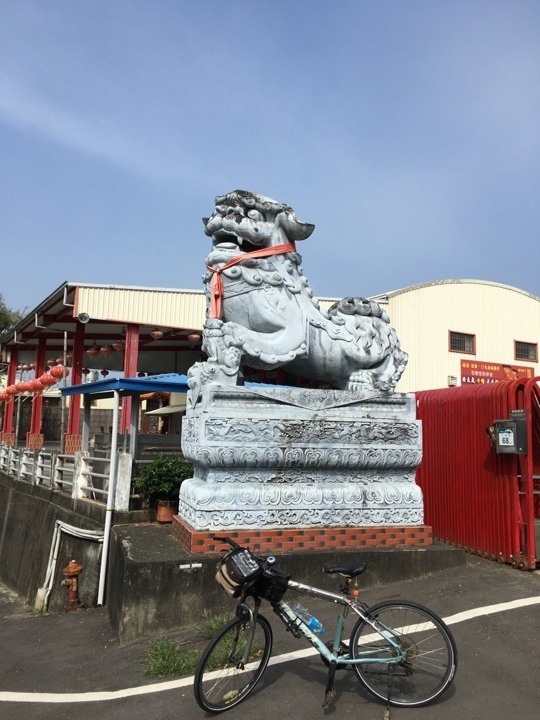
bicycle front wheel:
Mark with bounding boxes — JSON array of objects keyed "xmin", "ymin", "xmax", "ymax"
[
  {"xmin": 194, "ymin": 612, "xmax": 273, "ymax": 713},
  {"xmin": 350, "ymin": 600, "xmax": 457, "ymax": 707}
]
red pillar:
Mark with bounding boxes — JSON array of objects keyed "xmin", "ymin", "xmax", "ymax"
[
  {"xmin": 1, "ymin": 349, "xmax": 18, "ymax": 439},
  {"xmin": 67, "ymin": 321, "xmax": 85, "ymax": 437},
  {"xmin": 29, "ymin": 340, "xmax": 46, "ymax": 436},
  {"xmin": 120, "ymin": 324, "xmax": 139, "ymax": 434}
]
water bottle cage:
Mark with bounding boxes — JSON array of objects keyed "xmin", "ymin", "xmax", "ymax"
[
  {"xmin": 272, "ymin": 605, "xmax": 303, "ymax": 639},
  {"xmin": 291, "ymin": 617, "xmax": 306, "ymax": 638}
]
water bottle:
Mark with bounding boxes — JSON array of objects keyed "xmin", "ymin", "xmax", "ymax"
[{"xmin": 292, "ymin": 603, "xmax": 325, "ymax": 634}]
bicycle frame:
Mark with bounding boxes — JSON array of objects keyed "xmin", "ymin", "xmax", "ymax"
[
  {"xmin": 197, "ymin": 539, "xmax": 457, "ymax": 714},
  {"xmin": 243, "ymin": 578, "xmax": 407, "ymax": 668}
]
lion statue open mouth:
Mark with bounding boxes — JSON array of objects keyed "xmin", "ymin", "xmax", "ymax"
[{"xmin": 189, "ymin": 190, "xmax": 408, "ymax": 393}]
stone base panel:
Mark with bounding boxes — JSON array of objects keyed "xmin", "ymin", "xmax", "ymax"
[
  {"xmin": 179, "ymin": 385, "xmax": 424, "ymax": 532},
  {"xmin": 195, "ymin": 468, "xmax": 418, "ymax": 484},
  {"xmin": 179, "ymin": 478, "xmax": 424, "ymax": 530},
  {"xmin": 182, "ymin": 441, "xmax": 422, "ymax": 470},
  {"xmin": 172, "ymin": 515, "xmax": 433, "ymax": 555}
]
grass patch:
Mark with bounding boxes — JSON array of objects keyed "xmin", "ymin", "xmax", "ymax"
[
  {"xmin": 199, "ymin": 610, "xmax": 231, "ymax": 640},
  {"xmin": 142, "ymin": 611, "xmax": 233, "ymax": 678},
  {"xmin": 143, "ymin": 638, "xmax": 201, "ymax": 677}
]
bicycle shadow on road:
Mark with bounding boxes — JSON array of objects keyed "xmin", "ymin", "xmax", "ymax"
[{"xmin": 254, "ymin": 654, "xmax": 458, "ymax": 718}]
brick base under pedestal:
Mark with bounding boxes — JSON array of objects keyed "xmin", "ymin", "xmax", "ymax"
[{"xmin": 171, "ymin": 516, "xmax": 432, "ymax": 555}]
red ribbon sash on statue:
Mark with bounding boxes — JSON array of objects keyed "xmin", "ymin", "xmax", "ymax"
[{"xmin": 206, "ymin": 242, "xmax": 296, "ymax": 319}]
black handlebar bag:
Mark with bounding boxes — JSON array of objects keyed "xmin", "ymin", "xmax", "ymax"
[{"xmin": 215, "ymin": 548, "xmax": 262, "ymax": 598}]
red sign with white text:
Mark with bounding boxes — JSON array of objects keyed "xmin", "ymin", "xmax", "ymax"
[{"xmin": 460, "ymin": 360, "xmax": 534, "ymax": 385}]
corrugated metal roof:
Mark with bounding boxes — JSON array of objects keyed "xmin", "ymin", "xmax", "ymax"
[{"xmin": 380, "ymin": 279, "xmax": 540, "ymax": 303}]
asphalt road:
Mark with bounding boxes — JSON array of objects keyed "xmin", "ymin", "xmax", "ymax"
[{"xmin": 1, "ymin": 555, "xmax": 539, "ymax": 720}]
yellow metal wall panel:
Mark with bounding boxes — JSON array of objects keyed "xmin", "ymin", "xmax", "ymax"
[
  {"xmin": 75, "ymin": 286, "xmax": 206, "ymax": 329},
  {"xmin": 387, "ymin": 281, "xmax": 540, "ymax": 392}
]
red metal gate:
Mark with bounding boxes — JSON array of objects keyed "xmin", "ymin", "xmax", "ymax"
[{"xmin": 416, "ymin": 378, "xmax": 540, "ymax": 569}]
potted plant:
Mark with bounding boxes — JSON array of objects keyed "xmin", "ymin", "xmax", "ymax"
[{"xmin": 134, "ymin": 454, "xmax": 193, "ymax": 522}]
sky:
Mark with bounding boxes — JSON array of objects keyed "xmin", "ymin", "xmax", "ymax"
[{"xmin": 1, "ymin": 0, "xmax": 540, "ymax": 316}]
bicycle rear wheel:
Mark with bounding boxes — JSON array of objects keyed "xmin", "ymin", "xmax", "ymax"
[
  {"xmin": 350, "ymin": 600, "xmax": 457, "ymax": 707},
  {"xmin": 194, "ymin": 612, "xmax": 273, "ymax": 713}
]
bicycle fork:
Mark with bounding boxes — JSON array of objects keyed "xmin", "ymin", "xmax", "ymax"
[{"xmin": 234, "ymin": 604, "xmax": 259, "ymax": 669}]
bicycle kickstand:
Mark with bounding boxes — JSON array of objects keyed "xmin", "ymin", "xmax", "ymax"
[{"xmin": 322, "ymin": 661, "xmax": 337, "ymax": 709}]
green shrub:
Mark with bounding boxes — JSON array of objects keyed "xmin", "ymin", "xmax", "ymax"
[{"xmin": 133, "ymin": 454, "xmax": 193, "ymax": 504}]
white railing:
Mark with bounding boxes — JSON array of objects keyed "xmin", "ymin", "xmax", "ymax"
[
  {"xmin": 19, "ymin": 449, "xmax": 36, "ymax": 482},
  {"xmin": 76, "ymin": 454, "xmax": 111, "ymax": 500},
  {"xmin": 52, "ymin": 453, "xmax": 76, "ymax": 492},
  {"xmin": 0, "ymin": 443, "xmax": 135, "ymax": 512},
  {"xmin": 0, "ymin": 444, "xmax": 10, "ymax": 472},
  {"xmin": 35, "ymin": 451, "xmax": 54, "ymax": 487},
  {"xmin": 8, "ymin": 447, "xmax": 21, "ymax": 476}
]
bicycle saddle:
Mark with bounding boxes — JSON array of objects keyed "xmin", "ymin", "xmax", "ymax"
[{"xmin": 323, "ymin": 561, "xmax": 368, "ymax": 578}]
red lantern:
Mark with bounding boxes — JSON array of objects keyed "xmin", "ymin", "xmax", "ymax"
[
  {"xmin": 50, "ymin": 364, "xmax": 69, "ymax": 380},
  {"xmin": 149, "ymin": 329, "xmax": 164, "ymax": 340},
  {"xmin": 100, "ymin": 369, "xmax": 109, "ymax": 377},
  {"xmin": 112, "ymin": 340, "xmax": 125, "ymax": 351},
  {"xmin": 56, "ymin": 357, "xmax": 64, "ymax": 365},
  {"xmin": 16, "ymin": 381, "xmax": 32, "ymax": 392},
  {"xmin": 32, "ymin": 379, "xmax": 44, "ymax": 393},
  {"xmin": 47, "ymin": 359, "xmax": 56, "ymax": 367},
  {"xmin": 39, "ymin": 373, "xmax": 57, "ymax": 387},
  {"xmin": 6, "ymin": 385, "xmax": 18, "ymax": 395},
  {"xmin": 82, "ymin": 368, "xmax": 90, "ymax": 375},
  {"xmin": 187, "ymin": 333, "xmax": 202, "ymax": 342},
  {"xmin": 86, "ymin": 345, "xmax": 100, "ymax": 357},
  {"xmin": 100, "ymin": 345, "xmax": 113, "ymax": 357},
  {"xmin": 0, "ymin": 392, "xmax": 8, "ymax": 402}
]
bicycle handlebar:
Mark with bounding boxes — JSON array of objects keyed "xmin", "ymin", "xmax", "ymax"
[
  {"xmin": 213, "ymin": 535, "xmax": 242, "ymax": 550},
  {"xmin": 212, "ymin": 536, "xmax": 276, "ymax": 569}
]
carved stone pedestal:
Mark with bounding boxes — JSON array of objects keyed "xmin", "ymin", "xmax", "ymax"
[{"xmin": 179, "ymin": 384, "xmax": 423, "ymax": 532}]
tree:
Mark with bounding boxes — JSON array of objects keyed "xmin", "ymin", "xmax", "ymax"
[{"xmin": 0, "ymin": 293, "xmax": 25, "ymax": 332}]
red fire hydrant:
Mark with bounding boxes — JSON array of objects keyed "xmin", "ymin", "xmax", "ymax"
[{"xmin": 61, "ymin": 560, "xmax": 84, "ymax": 611}]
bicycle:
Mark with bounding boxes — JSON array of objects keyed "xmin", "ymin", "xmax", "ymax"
[{"xmin": 194, "ymin": 536, "xmax": 457, "ymax": 713}]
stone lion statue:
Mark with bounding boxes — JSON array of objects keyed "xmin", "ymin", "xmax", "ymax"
[{"xmin": 188, "ymin": 190, "xmax": 408, "ymax": 393}]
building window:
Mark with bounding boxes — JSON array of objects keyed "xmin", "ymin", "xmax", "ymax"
[
  {"xmin": 449, "ymin": 331, "xmax": 475, "ymax": 354},
  {"xmin": 515, "ymin": 341, "xmax": 537, "ymax": 362}
]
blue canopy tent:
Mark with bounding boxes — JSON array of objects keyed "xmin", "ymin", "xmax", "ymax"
[
  {"xmin": 60, "ymin": 372, "xmax": 190, "ymax": 399},
  {"xmin": 61, "ymin": 372, "xmax": 190, "ymax": 455}
]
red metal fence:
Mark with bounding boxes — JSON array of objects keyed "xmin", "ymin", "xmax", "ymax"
[{"xmin": 416, "ymin": 379, "xmax": 539, "ymax": 569}]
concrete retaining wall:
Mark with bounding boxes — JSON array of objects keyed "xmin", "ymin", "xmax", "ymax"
[
  {"xmin": 108, "ymin": 523, "xmax": 466, "ymax": 642},
  {"xmin": 0, "ymin": 472, "xmax": 147, "ymax": 613},
  {"xmin": 1, "ymin": 471, "xmax": 466, "ymax": 642}
]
